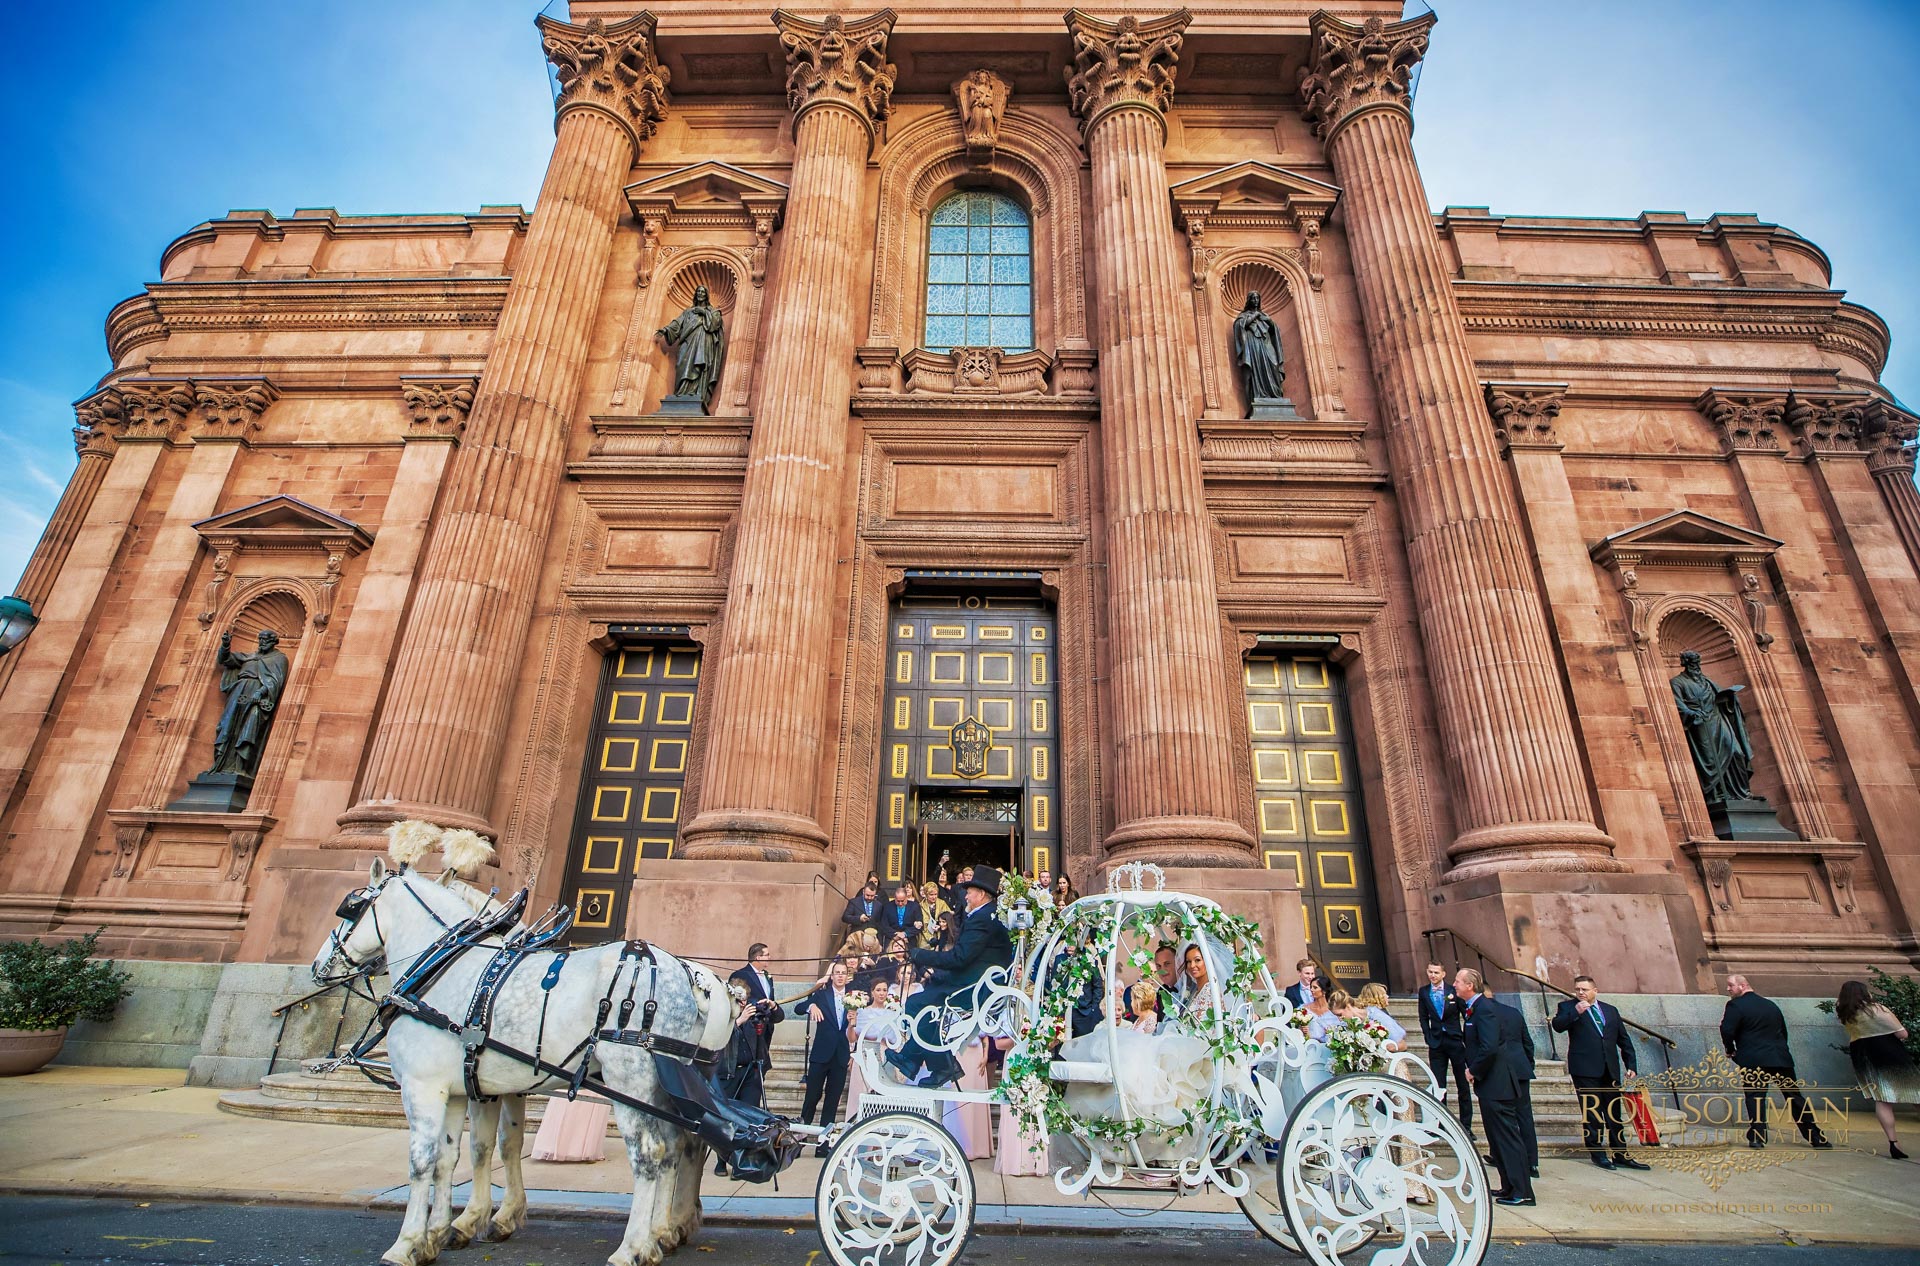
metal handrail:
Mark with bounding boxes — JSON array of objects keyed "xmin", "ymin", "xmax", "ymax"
[{"xmin": 1422, "ymin": 927, "xmax": 1680, "ymax": 1050}]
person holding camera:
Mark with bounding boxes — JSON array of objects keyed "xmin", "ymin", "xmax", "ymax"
[{"xmin": 724, "ymin": 943, "xmax": 784, "ymax": 1109}]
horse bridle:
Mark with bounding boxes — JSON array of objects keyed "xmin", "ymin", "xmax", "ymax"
[{"xmin": 319, "ymin": 870, "xmax": 484, "ymax": 985}]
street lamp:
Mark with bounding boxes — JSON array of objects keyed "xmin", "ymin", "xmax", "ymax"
[{"xmin": 0, "ymin": 595, "xmax": 37, "ymax": 656}]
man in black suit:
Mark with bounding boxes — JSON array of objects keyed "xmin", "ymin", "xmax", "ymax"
[
  {"xmin": 1458, "ymin": 967, "xmax": 1535, "ymax": 1205},
  {"xmin": 1417, "ymin": 960, "xmax": 1473, "ymax": 1137},
  {"xmin": 800, "ymin": 958, "xmax": 854, "ymax": 1155},
  {"xmin": 1283, "ymin": 958, "xmax": 1318, "ymax": 1009},
  {"xmin": 1552, "ymin": 973, "xmax": 1652, "ymax": 1171},
  {"xmin": 840, "ymin": 879, "xmax": 882, "ymax": 938},
  {"xmin": 880, "ymin": 884, "xmax": 924, "ymax": 943},
  {"xmin": 883, "ymin": 865, "xmax": 1015, "ymax": 1087},
  {"xmin": 723, "ymin": 942, "xmax": 783, "ymax": 1107},
  {"xmin": 1721, "ymin": 974, "xmax": 1831, "ymax": 1150}
]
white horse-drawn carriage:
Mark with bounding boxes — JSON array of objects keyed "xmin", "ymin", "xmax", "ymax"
[{"xmin": 312, "ymin": 829, "xmax": 1488, "ymax": 1266}]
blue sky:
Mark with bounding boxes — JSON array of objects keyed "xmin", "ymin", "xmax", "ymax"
[{"xmin": 2, "ymin": 1, "xmax": 1916, "ymax": 590}]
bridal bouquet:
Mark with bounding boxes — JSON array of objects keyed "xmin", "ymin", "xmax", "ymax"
[
  {"xmin": 1325, "ymin": 1015, "xmax": 1394, "ymax": 1074},
  {"xmin": 842, "ymin": 990, "xmax": 870, "ymax": 1015}
]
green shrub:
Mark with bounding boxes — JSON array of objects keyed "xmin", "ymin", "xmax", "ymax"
[
  {"xmin": 0, "ymin": 930, "xmax": 133, "ymax": 1031},
  {"xmin": 1816, "ymin": 966, "xmax": 1920, "ymax": 1059}
]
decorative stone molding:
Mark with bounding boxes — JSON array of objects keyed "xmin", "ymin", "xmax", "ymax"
[
  {"xmin": 1063, "ymin": 8, "xmax": 1190, "ymax": 137},
  {"xmin": 1483, "ymin": 381, "xmax": 1567, "ymax": 453},
  {"xmin": 1198, "ymin": 416, "xmax": 1376, "ymax": 483},
  {"xmin": 400, "ymin": 375, "xmax": 477, "ymax": 440},
  {"xmin": 774, "ymin": 8, "xmax": 896, "ymax": 143},
  {"xmin": 190, "ymin": 496, "xmax": 372, "ymax": 632},
  {"xmin": 953, "ymin": 69, "xmax": 1011, "ymax": 165},
  {"xmin": 191, "ymin": 377, "xmax": 278, "ymax": 442},
  {"xmin": 1783, "ymin": 390, "xmax": 1869, "ymax": 459},
  {"xmin": 1299, "ymin": 214, "xmax": 1325, "ymax": 291},
  {"xmin": 117, "ymin": 378, "xmax": 196, "ymax": 443},
  {"xmin": 72, "ymin": 387, "xmax": 125, "ymax": 456},
  {"xmin": 104, "ymin": 808, "xmax": 276, "ymax": 890},
  {"xmin": 1053, "ymin": 349, "xmax": 1099, "ymax": 397},
  {"xmin": 1591, "ymin": 508, "xmax": 1783, "ymax": 647},
  {"xmin": 1740, "ymin": 572, "xmax": 1775, "ymax": 649},
  {"xmin": 1697, "ymin": 389, "xmax": 1786, "ymax": 455},
  {"xmin": 1298, "ymin": 12, "xmax": 1434, "ymax": 144},
  {"xmin": 537, "ymin": 12, "xmax": 670, "ymax": 161},
  {"xmin": 1682, "ymin": 839, "xmax": 1867, "ymax": 932},
  {"xmin": 1860, "ymin": 399, "xmax": 1918, "ymax": 477},
  {"xmin": 901, "ymin": 346, "xmax": 1051, "ymax": 396}
]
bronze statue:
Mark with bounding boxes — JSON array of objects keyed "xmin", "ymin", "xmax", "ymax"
[
  {"xmin": 208, "ymin": 629, "xmax": 289, "ymax": 778},
  {"xmin": 1231, "ymin": 291, "xmax": 1287, "ymax": 415},
  {"xmin": 656, "ymin": 285, "xmax": 725, "ymax": 413},
  {"xmin": 1670, "ymin": 649, "xmax": 1753, "ymax": 804}
]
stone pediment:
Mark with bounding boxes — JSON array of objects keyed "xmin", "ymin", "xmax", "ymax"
[
  {"xmin": 1170, "ymin": 161, "xmax": 1340, "ymax": 230},
  {"xmin": 193, "ymin": 495, "xmax": 373, "ymax": 555},
  {"xmin": 1589, "ymin": 510, "xmax": 1781, "ymax": 571},
  {"xmin": 624, "ymin": 162, "xmax": 788, "ymax": 230}
]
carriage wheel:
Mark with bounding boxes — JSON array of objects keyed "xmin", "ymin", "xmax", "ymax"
[
  {"xmin": 1277, "ymin": 1073, "xmax": 1490, "ymax": 1266},
  {"xmin": 815, "ymin": 1110, "xmax": 975, "ymax": 1266},
  {"xmin": 1239, "ymin": 1141, "xmax": 1379, "ymax": 1255}
]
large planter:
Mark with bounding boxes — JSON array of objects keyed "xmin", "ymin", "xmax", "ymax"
[{"xmin": 0, "ymin": 1026, "xmax": 68, "ymax": 1076}]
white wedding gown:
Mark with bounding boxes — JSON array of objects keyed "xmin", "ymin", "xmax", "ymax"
[{"xmin": 1058, "ymin": 1020, "xmax": 1227, "ymax": 1165}]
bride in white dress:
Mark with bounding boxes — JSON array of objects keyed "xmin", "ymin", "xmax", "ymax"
[{"xmin": 1058, "ymin": 979, "xmax": 1235, "ymax": 1165}]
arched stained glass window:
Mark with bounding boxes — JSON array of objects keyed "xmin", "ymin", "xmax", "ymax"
[{"xmin": 924, "ymin": 191, "xmax": 1033, "ymax": 352}]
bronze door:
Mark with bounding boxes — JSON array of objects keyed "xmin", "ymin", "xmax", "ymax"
[
  {"xmin": 1243, "ymin": 651, "xmax": 1384, "ymax": 985},
  {"xmin": 560, "ymin": 640, "xmax": 701, "ymax": 942},
  {"xmin": 876, "ymin": 596, "xmax": 1058, "ymax": 885}
]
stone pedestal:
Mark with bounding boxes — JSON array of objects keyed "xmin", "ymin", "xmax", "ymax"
[
  {"xmin": 1708, "ymin": 797, "xmax": 1798, "ymax": 842},
  {"xmin": 631, "ymin": 858, "xmax": 840, "ymax": 972},
  {"xmin": 1158, "ymin": 866, "xmax": 1304, "ymax": 978},
  {"xmin": 167, "ymin": 771, "xmax": 254, "ymax": 814},
  {"xmin": 654, "ymin": 394, "xmax": 708, "ymax": 417},
  {"xmin": 1247, "ymin": 396, "xmax": 1301, "ymax": 421}
]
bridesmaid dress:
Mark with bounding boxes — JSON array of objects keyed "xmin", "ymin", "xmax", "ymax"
[
  {"xmin": 941, "ymin": 1040, "xmax": 994, "ymax": 1161},
  {"xmin": 530, "ymin": 1093, "xmax": 610, "ymax": 1162}
]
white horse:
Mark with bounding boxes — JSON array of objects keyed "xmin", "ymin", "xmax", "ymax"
[{"xmin": 313, "ymin": 860, "xmax": 732, "ymax": 1266}]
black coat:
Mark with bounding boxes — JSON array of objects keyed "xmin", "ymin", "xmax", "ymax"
[
  {"xmin": 1284, "ymin": 981, "xmax": 1310, "ymax": 1010},
  {"xmin": 726, "ymin": 964, "xmax": 784, "ymax": 1068},
  {"xmin": 840, "ymin": 894, "xmax": 881, "ymax": 933},
  {"xmin": 803, "ymin": 985, "xmax": 852, "ymax": 1069},
  {"xmin": 1417, "ymin": 981, "xmax": 1465, "ymax": 1047},
  {"xmin": 1721, "ymin": 990, "xmax": 1796, "ymax": 1069},
  {"xmin": 880, "ymin": 901, "xmax": 923, "ymax": 942},
  {"xmin": 909, "ymin": 900, "xmax": 1014, "ymax": 993},
  {"xmin": 1552, "ymin": 998, "xmax": 1638, "ymax": 1082},
  {"xmin": 1463, "ymin": 995, "xmax": 1534, "ymax": 1102}
]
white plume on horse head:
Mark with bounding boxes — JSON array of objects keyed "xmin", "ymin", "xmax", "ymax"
[
  {"xmin": 385, "ymin": 818, "xmax": 440, "ymax": 869},
  {"xmin": 438, "ymin": 828, "xmax": 496, "ymax": 878}
]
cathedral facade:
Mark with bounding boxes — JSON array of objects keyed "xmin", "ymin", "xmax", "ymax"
[{"xmin": 3, "ymin": 3, "xmax": 1918, "ymax": 995}]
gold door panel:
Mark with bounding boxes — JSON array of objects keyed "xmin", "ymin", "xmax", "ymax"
[
  {"xmin": 1244, "ymin": 651, "xmax": 1385, "ymax": 984},
  {"xmin": 561, "ymin": 639, "xmax": 701, "ymax": 942}
]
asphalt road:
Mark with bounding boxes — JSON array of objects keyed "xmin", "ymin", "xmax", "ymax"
[{"xmin": 2, "ymin": 1197, "xmax": 1912, "ymax": 1266}]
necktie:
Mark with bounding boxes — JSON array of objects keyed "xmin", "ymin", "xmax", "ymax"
[{"xmin": 1592, "ymin": 1002, "xmax": 1605, "ymax": 1035}]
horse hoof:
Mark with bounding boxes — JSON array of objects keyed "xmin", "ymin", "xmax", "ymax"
[{"xmin": 444, "ymin": 1225, "xmax": 475, "ymax": 1251}]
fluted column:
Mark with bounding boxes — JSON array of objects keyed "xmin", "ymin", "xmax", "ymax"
[
  {"xmin": 332, "ymin": 14, "xmax": 669, "ymax": 844},
  {"xmin": 1301, "ymin": 13, "xmax": 1619, "ymax": 880},
  {"xmin": 1065, "ymin": 9, "xmax": 1255, "ymax": 867},
  {"xmin": 1864, "ymin": 401, "xmax": 1920, "ymax": 571},
  {"xmin": 679, "ymin": 10, "xmax": 898, "ymax": 861}
]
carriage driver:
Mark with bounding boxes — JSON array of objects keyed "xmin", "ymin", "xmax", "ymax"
[{"xmin": 879, "ymin": 865, "xmax": 1014, "ymax": 1088}]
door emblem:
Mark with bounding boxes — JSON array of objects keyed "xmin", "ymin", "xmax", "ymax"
[{"xmin": 949, "ymin": 715, "xmax": 994, "ymax": 778}]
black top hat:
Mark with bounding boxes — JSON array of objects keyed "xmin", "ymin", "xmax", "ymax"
[{"xmin": 958, "ymin": 865, "xmax": 1002, "ymax": 900}]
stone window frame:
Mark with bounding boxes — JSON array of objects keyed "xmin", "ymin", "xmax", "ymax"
[{"xmin": 866, "ymin": 107, "xmax": 1089, "ymax": 369}]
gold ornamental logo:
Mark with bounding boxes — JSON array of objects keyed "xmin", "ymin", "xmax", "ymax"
[
  {"xmin": 948, "ymin": 716, "xmax": 994, "ymax": 778},
  {"xmin": 1635, "ymin": 1048, "xmax": 1855, "ymax": 1191}
]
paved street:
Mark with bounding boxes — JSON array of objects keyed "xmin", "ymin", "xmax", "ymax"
[{"xmin": 4, "ymin": 1198, "xmax": 1918, "ymax": 1266}]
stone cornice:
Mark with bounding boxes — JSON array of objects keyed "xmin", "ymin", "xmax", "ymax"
[
  {"xmin": 1298, "ymin": 11, "xmax": 1433, "ymax": 145},
  {"xmin": 537, "ymin": 11, "xmax": 671, "ymax": 161},
  {"xmin": 1063, "ymin": 8, "xmax": 1190, "ymax": 138},
  {"xmin": 1482, "ymin": 381, "xmax": 1567, "ymax": 454},
  {"xmin": 106, "ymin": 277, "xmax": 513, "ymax": 364},
  {"xmin": 774, "ymin": 8, "xmax": 897, "ymax": 143}
]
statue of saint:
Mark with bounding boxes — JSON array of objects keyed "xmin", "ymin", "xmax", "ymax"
[
  {"xmin": 1669, "ymin": 650, "xmax": 1753, "ymax": 804},
  {"xmin": 208, "ymin": 629, "xmax": 290, "ymax": 779},
  {"xmin": 656, "ymin": 285, "xmax": 725, "ymax": 413},
  {"xmin": 1230, "ymin": 291, "xmax": 1287, "ymax": 415}
]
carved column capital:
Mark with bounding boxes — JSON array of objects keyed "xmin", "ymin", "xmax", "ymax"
[
  {"xmin": 192, "ymin": 376, "xmax": 278, "ymax": 442},
  {"xmin": 774, "ymin": 8, "xmax": 897, "ymax": 144},
  {"xmin": 537, "ymin": 11, "xmax": 670, "ymax": 162},
  {"xmin": 117, "ymin": 378, "xmax": 197, "ymax": 443},
  {"xmin": 1784, "ymin": 391, "xmax": 1867, "ymax": 460},
  {"xmin": 400, "ymin": 374, "xmax": 478, "ymax": 441},
  {"xmin": 72, "ymin": 387, "xmax": 125, "ymax": 457},
  {"xmin": 1697, "ymin": 389, "xmax": 1787, "ymax": 456},
  {"xmin": 1298, "ymin": 12, "xmax": 1434, "ymax": 145},
  {"xmin": 1063, "ymin": 8, "xmax": 1190, "ymax": 139},
  {"xmin": 1484, "ymin": 381, "xmax": 1567, "ymax": 453},
  {"xmin": 1861, "ymin": 399, "xmax": 1919, "ymax": 477}
]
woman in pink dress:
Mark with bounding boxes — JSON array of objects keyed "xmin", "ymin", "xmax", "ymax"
[
  {"xmin": 992, "ymin": 1034, "xmax": 1049, "ymax": 1175},
  {"xmin": 942, "ymin": 1039, "xmax": 993, "ymax": 1161},
  {"xmin": 530, "ymin": 1092, "xmax": 609, "ymax": 1162}
]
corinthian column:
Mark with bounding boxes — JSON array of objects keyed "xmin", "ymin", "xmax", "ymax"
[
  {"xmin": 678, "ymin": 10, "xmax": 897, "ymax": 862},
  {"xmin": 1064, "ymin": 9, "xmax": 1255, "ymax": 868},
  {"xmin": 1863, "ymin": 400, "xmax": 1920, "ymax": 571},
  {"xmin": 1301, "ymin": 14, "xmax": 1619, "ymax": 879},
  {"xmin": 332, "ymin": 14, "xmax": 668, "ymax": 845}
]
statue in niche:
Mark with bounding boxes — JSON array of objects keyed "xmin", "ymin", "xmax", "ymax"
[
  {"xmin": 656, "ymin": 285, "xmax": 725, "ymax": 414},
  {"xmin": 954, "ymin": 69, "xmax": 1011, "ymax": 161},
  {"xmin": 208, "ymin": 629, "xmax": 290, "ymax": 779},
  {"xmin": 1231, "ymin": 291, "xmax": 1297, "ymax": 419},
  {"xmin": 1669, "ymin": 649, "xmax": 1753, "ymax": 804}
]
